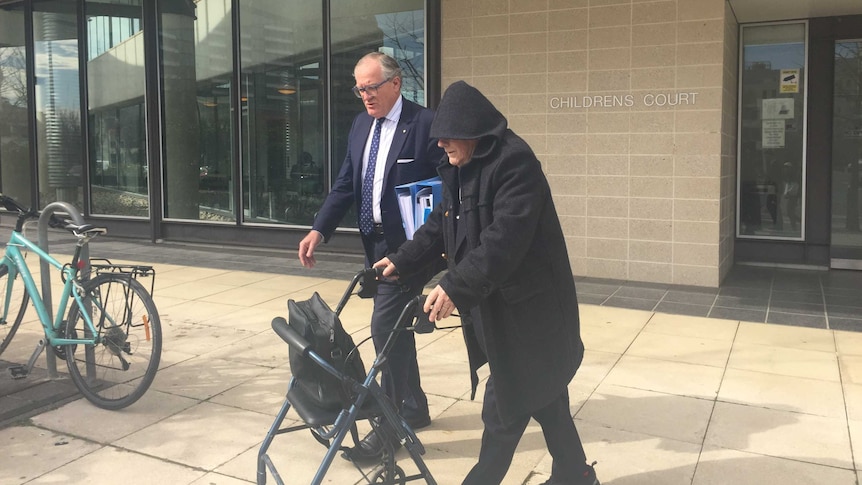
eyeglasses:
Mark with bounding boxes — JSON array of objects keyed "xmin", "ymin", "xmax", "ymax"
[{"xmin": 352, "ymin": 77, "xmax": 393, "ymax": 98}]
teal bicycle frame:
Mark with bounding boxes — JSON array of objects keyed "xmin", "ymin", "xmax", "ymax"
[{"xmin": 3, "ymin": 229, "xmax": 101, "ymax": 347}]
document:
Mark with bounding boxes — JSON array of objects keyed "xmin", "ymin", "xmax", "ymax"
[
  {"xmin": 395, "ymin": 176, "xmax": 443, "ymax": 240},
  {"xmin": 398, "ymin": 190, "xmax": 415, "ymax": 238},
  {"xmin": 415, "ymin": 187, "xmax": 433, "ymax": 230}
]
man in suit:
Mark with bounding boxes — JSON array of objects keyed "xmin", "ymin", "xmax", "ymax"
[{"xmin": 297, "ymin": 52, "xmax": 443, "ymax": 459}]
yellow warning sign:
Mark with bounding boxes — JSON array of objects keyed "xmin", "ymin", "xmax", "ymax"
[{"xmin": 780, "ymin": 69, "xmax": 799, "ymax": 93}]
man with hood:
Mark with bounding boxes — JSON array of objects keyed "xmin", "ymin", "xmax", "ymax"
[{"xmin": 374, "ymin": 80, "xmax": 599, "ymax": 485}]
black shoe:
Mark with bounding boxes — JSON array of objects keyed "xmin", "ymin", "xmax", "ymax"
[
  {"xmin": 404, "ymin": 414, "xmax": 431, "ymax": 430},
  {"xmin": 540, "ymin": 461, "xmax": 600, "ymax": 485},
  {"xmin": 342, "ymin": 429, "xmax": 391, "ymax": 464}
]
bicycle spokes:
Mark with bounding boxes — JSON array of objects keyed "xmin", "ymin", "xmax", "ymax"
[{"xmin": 64, "ymin": 273, "xmax": 161, "ymax": 410}]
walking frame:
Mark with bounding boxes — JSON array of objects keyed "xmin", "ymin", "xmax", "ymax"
[{"xmin": 257, "ymin": 268, "xmax": 437, "ymax": 485}]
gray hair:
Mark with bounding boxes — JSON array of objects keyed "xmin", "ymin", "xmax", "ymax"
[{"xmin": 355, "ymin": 52, "xmax": 403, "ymax": 81}]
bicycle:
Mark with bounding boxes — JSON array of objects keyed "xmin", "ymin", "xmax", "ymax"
[{"xmin": 0, "ymin": 194, "xmax": 161, "ymax": 410}]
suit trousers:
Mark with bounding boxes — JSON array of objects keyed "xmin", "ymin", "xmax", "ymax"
[
  {"xmin": 462, "ymin": 375, "xmax": 587, "ymax": 485},
  {"xmin": 364, "ymin": 234, "xmax": 429, "ymax": 422}
]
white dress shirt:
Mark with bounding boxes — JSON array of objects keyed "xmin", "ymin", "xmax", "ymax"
[{"xmin": 361, "ymin": 96, "xmax": 402, "ymax": 224}]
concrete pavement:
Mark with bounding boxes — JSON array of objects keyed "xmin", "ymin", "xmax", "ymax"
[{"xmin": 1, "ymin": 249, "xmax": 862, "ymax": 484}]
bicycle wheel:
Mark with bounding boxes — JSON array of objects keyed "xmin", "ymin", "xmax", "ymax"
[
  {"xmin": 64, "ymin": 273, "xmax": 161, "ymax": 410},
  {"xmin": 0, "ymin": 263, "xmax": 30, "ymax": 357}
]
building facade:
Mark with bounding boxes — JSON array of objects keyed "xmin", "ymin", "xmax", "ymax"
[{"xmin": 1, "ymin": 0, "xmax": 861, "ymax": 287}]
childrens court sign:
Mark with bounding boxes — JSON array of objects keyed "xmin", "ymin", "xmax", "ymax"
[{"xmin": 549, "ymin": 91, "xmax": 699, "ymax": 109}]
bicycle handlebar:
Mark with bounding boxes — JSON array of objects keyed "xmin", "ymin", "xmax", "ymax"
[
  {"xmin": 1, "ymin": 193, "xmax": 40, "ymax": 232},
  {"xmin": 0, "ymin": 193, "xmax": 29, "ymax": 214},
  {"xmin": 0, "ymin": 193, "xmax": 81, "ymax": 233}
]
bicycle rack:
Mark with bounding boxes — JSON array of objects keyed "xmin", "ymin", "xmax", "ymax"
[
  {"xmin": 36, "ymin": 202, "xmax": 90, "ymax": 379},
  {"xmin": 89, "ymin": 258, "xmax": 156, "ymax": 296}
]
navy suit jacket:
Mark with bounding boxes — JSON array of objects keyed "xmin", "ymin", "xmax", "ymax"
[{"xmin": 313, "ymin": 97, "xmax": 443, "ymax": 262}]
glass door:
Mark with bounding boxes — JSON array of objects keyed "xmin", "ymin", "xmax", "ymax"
[
  {"xmin": 738, "ymin": 22, "xmax": 807, "ymax": 239},
  {"xmin": 830, "ymin": 39, "xmax": 862, "ymax": 269}
]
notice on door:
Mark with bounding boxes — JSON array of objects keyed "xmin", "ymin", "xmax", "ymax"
[
  {"xmin": 780, "ymin": 69, "xmax": 800, "ymax": 93},
  {"xmin": 762, "ymin": 98, "xmax": 794, "ymax": 120},
  {"xmin": 762, "ymin": 119, "xmax": 786, "ymax": 148}
]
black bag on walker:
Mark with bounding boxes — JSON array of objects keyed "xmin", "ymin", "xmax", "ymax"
[{"xmin": 287, "ymin": 292, "xmax": 367, "ymax": 411}]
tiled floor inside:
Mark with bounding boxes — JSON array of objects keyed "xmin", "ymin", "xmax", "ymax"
[{"xmin": 577, "ymin": 265, "xmax": 862, "ymax": 331}]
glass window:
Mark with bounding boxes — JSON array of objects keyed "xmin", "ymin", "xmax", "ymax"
[
  {"xmin": 0, "ymin": 6, "xmax": 32, "ymax": 205},
  {"xmin": 239, "ymin": 0, "xmax": 324, "ymax": 225},
  {"xmin": 329, "ymin": 2, "xmax": 426, "ymax": 229},
  {"xmin": 738, "ymin": 23, "xmax": 807, "ymax": 239},
  {"xmin": 830, "ymin": 40, "xmax": 862, "ymax": 258},
  {"xmin": 34, "ymin": 1, "xmax": 84, "ymax": 210},
  {"xmin": 155, "ymin": 0, "xmax": 429, "ymax": 227},
  {"xmin": 160, "ymin": 0, "xmax": 234, "ymax": 221},
  {"xmin": 86, "ymin": 0, "xmax": 148, "ymax": 216}
]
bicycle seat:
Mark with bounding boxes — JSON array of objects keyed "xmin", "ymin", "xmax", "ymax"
[{"xmin": 68, "ymin": 224, "xmax": 108, "ymax": 238}]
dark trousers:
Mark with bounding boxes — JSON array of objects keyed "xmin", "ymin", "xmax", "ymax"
[
  {"xmin": 461, "ymin": 376, "xmax": 587, "ymax": 485},
  {"xmin": 364, "ymin": 234, "xmax": 429, "ymax": 421}
]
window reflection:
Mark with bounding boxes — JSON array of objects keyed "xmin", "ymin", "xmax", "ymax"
[
  {"xmin": 239, "ymin": 0, "xmax": 324, "ymax": 225},
  {"xmin": 87, "ymin": 0, "xmax": 147, "ymax": 216},
  {"xmin": 329, "ymin": 3, "xmax": 426, "ymax": 228},
  {"xmin": 831, "ymin": 41, "xmax": 862, "ymax": 251},
  {"xmin": 161, "ymin": 0, "xmax": 234, "ymax": 221},
  {"xmin": 197, "ymin": 80, "xmax": 232, "ymax": 214},
  {"xmin": 5, "ymin": 0, "xmax": 430, "ymax": 230},
  {"xmin": 34, "ymin": 2, "xmax": 83, "ymax": 209},
  {"xmin": 237, "ymin": 2, "xmax": 425, "ymax": 227},
  {"xmin": 738, "ymin": 23, "xmax": 806, "ymax": 239},
  {"xmin": 0, "ymin": 6, "xmax": 32, "ymax": 205}
]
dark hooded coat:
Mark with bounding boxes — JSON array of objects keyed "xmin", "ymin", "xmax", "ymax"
[{"xmin": 388, "ymin": 81, "xmax": 584, "ymax": 424}]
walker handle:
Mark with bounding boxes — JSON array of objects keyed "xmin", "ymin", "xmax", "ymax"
[
  {"xmin": 271, "ymin": 317, "xmax": 310, "ymax": 354},
  {"xmin": 413, "ymin": 295, "xmax": 437, "ymax": 334}
]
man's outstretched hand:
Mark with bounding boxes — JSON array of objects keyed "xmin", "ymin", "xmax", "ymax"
[{"xmin": 298, "ymin": 230, "xmax": 323, "ymax": 268}]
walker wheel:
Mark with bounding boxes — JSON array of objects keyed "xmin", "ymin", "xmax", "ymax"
[{"xmin": 370, "ymin": 464, "xmax": 405, "ymax": 484}]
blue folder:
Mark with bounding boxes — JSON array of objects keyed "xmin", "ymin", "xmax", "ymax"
[{"xmin": 395, "ymin": 176, "xmax": 443, "ymax": 239}]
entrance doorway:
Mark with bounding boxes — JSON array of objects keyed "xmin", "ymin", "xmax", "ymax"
[
  {"xmin": 736, "ymin": 17, "xmax": 862, "ymax": 268},
  {"xmin": 830, "ymin": 39, "xmax": 862, "ymax": 269}
]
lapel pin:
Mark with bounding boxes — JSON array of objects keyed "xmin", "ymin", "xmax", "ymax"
[{"xmin": 402, "ymin": 129, "xmax": 407, "ymax": 133}]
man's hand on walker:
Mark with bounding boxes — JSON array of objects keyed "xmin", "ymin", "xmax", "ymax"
[
  {"xmin": 425, "ymin": 285, "xmax": 455, "ymax": 322},
  {"xmin": 373, "ymin": 257, "xmax": 400, "ymax": 279}
]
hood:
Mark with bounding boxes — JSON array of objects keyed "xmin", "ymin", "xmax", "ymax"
[{"xmin": 430, "ymin": 81, "xmax": 508, "ymax": 160}]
